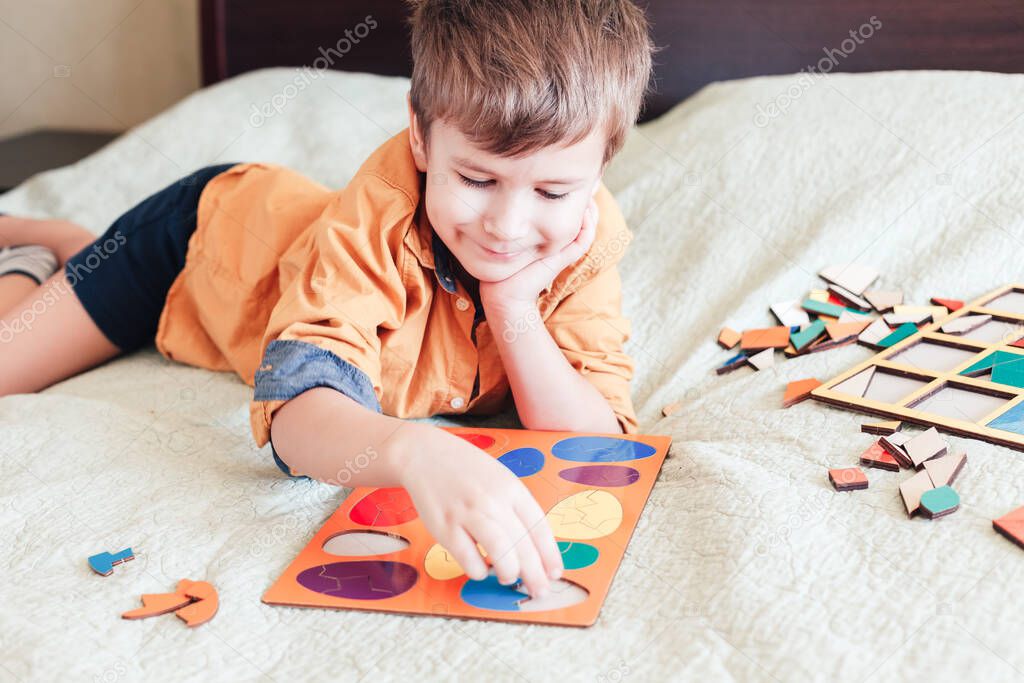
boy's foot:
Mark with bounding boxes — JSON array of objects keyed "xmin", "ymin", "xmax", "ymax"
[{"xmin": 0, "ymin": 244, "xmax": 59, "ymax": 285}]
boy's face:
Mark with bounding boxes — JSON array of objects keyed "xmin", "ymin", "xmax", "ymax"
[{"xmin": 408, "ymin": 97, "xmax": 606, "ymax": 284}]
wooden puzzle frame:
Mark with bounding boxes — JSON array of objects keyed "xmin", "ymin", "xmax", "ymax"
[
  {"xmin": 812, "ymin": 283, "xmax": 1024, "ymax": 450},
  {"xmin": 262, "ymin": 427, "xmax": 672, "ymax": 627}
]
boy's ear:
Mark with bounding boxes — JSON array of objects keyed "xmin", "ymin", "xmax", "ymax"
[{"xmin": 407, "ymin": 92, "xmax": 428, "ymax": 172}]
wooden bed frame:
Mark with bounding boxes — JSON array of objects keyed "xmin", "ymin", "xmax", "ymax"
[{"xmin": 200, "ymin": 0, "xmax": 1024, "ymax": 122}]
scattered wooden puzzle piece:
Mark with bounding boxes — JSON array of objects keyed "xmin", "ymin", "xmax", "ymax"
[
  {"xmin": 899, "ymin": 470, "xmax": 935, "ymax": 516},
  {"xmin": 940, "ymin": 314, "xmax": 991, "ymax": 336},
  {"xmin": 748, "ymin": 348, "xmax": 775, "ymax": 371},
  {"xmin": 122, "ymin": 579, "xmax": 219, "ymax": 627},
  {"xmin": 827, "ymin": 284, "xmax": 872, "ymax": 311},
  {"xmin": 919, "ymin": 485, "xmax": 960, "ymax": 519},
  {"xmin": 838, "ymin": 310, "xmax": 873, "ymax": 323},
  {"xmin": 829, "ymin": 467, "xmax": 868, "ymax": 491},
  {"xmin": 661, "ymin": 402, "xmax": 681, "ymax": 417},
  {"xmin": 808, "ymin": 289, "xmax": 829, "ymax": 303},
  {"xmin": 880, "ymin": 432, "xmax": 913, "ymax": 469},
  {"xmin": 858, "ymin": 318, "xmax": 893, "ymax": 347},
  {"xmin": 826, "ymin": 321, "xmax": 871, "ymax": 343},
  {"xmin": 883, "ymin": 310, "xmax": 932, "ymax": 326},
  {"xmin": 877, "ymin": 323, "xmax": 918, "ymax": 348},
  {"xmin": 770, "ymin": 300, "xmax": 810, "ymax": 328},
  {"xmin": 859, "ymin": 442, "xmax": 900, "ymax": 472},
  {"xmin": 931, "ymin": 297, "xmax": 964, "ymax": 312},
  {"xmin": 717, "ymin": 327, "xmax": 741, "ymax": 349},
  {"xmin": 802, "ymin": 299, "xmax": 848, "ymax": 318},
  {"xmin": 819, "ymin": 264, "xmax": 879, "ymax": 296},
  {"xmin": 741, "ymin": 326, "xmax": 790, "ymax": 351},
  {"xmin": 924, "ymin": 451, "xmax": 967, "ymax": 487},
  {"xmin": 88, "ymin": 548, "xmax": 134, "ymax": 577},
  {"xmin": 715, "ymin": 352, "xmax": 749, "ymax": 375},
  {"xmin": 790, "ymin": 319, "xmax": 826, "ymax": 351},
  {"xmin": 783, "ymin": 378, "xmax": 821, "ymax": 408},
  {"xmin": 806, "ymin": 334, "xmax": 858, "ymax": 354},
  {"xmin": 863, "ymin": 289, "xmax": 903, "ymax": 312},
  {"xmin": 904, "ymin": 427, "xmax": 948, "ymax": 469},
  {"xmin": 892, "ymin": 304, "xmax": 948, "ymax": 323},
  {"xmin": 861, "ymin": 420, "xmax": 902, "ymax": 436},
  {"xmin": 173, "ymin": 580, "xmax": 219, "ymax": 627},
  {"xmin": 993, "ymin": 506, "xmax": 1024, "ymax": 551}
]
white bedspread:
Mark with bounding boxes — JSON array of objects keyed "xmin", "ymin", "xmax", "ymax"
[{"xmin": 2, "ymin": 67, "xmax": 1022, "ymax": 682}]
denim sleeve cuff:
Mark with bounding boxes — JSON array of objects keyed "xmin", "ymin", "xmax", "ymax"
[{"xmin": 254, "ymin": 339, "xmax": 382, "ymax": 477}]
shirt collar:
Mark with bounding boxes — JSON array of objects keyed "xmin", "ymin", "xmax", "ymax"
[{"xmin": 430, "ymin": 228, "xmax": 459, "ymax": 294}]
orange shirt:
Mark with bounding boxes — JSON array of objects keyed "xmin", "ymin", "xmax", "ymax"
[{"xmin": 154, "ymin": 128, "xmax": 637, "ymax": 473}]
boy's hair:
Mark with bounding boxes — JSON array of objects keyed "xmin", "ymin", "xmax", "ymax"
[{"xmin": 406, "ymin": 0, "xmax": 656, "ymax": 166}]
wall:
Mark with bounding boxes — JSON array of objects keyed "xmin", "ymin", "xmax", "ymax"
[{"xmin": 0, "ymin": 0, "xmax": 200, "ymax": 138}]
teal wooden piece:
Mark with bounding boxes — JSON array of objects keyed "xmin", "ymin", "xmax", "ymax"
[
  {"xmin": 960, "ymin": 350, "xmax": 1024, "ymax": 377},
  {"xmin": 988, "ymin": 402, "xmax": 1024, "ymax": 435},
  {"xmin": 877, "ymin": 323, "xmax": 918, "ymax": 348},
  {"xmin": 919, "ymin": 485, "xmax": 960, "ymax": 519},
  {"xmin": 790, "ymin": 318, "xmax": 826, "ymax": 351},
  {"xmin": 801, "ymin": 299, "xmax": 846, "ymax": 318},
  {"xmin": 992, "ymin": 358, "xmax": 1024, "ymax": 389}
]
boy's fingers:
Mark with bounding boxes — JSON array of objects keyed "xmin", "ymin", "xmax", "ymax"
[
  {"xmin": 506, "ymin": 515, "xmax": 549, "ymax": 598},
  {"xmin": 517, "ymin": 496, "xmax": 563, "ymax": 580},
  {"xmin": 468, "ymin": 518, "xmax": 520, "ymax": 586},
  {"xmin": 444, "ymin": 527, "xmax": 488, "ymax": 581}
]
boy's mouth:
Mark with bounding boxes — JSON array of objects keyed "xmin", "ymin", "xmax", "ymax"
[{"xmin": 473, "ymin": 238, "xmax": 525, "ymax": 260}]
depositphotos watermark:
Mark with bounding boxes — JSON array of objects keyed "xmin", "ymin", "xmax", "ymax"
[
  {"xmin": 0, "ymin": 230, "xmax": 127, "ymax": 344},
  {"xmin": 754, "ymin": 16, "xmax": 883, "ymax": 128},
  {"xmin": 248, "ymin": 15, "xmax": 379, "ymax": 128}
]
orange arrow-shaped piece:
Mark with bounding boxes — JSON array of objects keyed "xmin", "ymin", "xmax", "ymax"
[
  {"xmin": 121, "ymin": 579, "xmax": 218, "ymax": 627},
  {"xmin": 174, "ymin": 580, "xmax": 219, "ymax": 627}
]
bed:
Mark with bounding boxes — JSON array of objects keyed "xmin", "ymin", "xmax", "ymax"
[{"xmin": 2, "ymin": 1, "xmax": 1023, "ymax": 680}]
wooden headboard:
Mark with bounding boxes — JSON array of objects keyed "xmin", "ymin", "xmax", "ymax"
[{"xmin": 201, "ymin": 0, "xmax": 1024, "ymax": 122}]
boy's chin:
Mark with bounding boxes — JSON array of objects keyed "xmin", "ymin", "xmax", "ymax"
[{"xmin": 462, "ymin": 257, "xmax": 528, "ymax": 283}]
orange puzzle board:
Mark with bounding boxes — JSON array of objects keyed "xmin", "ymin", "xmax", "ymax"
[{"xmin": 262, "ymin": 427, "xmax": 672, "ymax": 627}]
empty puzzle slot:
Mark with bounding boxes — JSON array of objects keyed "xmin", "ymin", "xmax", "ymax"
[
  {"xmin": 957, "ymin": 316, "xmax": 1024, "ymax": 344},
  {"xmin": 885, "ymin": 340, "xmax": 978, "ymax": 373},
  {"xmin": 322, "ymin": 530, "xmax": 411, "ymax": 557},
  {"xmin": 830, "ymin": 366, "xmax": 931, "ymax": 403},
  {"xmin": 982, "ymin": 289, "xmax": 1024, "ymax": 315},
  {"xmin": 909, "ymin": 383, "xmax": 1012, "ymax": 423}
]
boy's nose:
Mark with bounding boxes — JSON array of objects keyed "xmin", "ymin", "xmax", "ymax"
[{"xmin": 483, "ymin": 208, "xmax": 530, "ymax": 243}]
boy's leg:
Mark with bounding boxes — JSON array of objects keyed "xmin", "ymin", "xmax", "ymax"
[
  {"xmin": 0, "ymin": 274, "xmax": 39, "ymax": 313},
  {"xmin": 0, "ymin": 269, "xmax": 120, "ymax": 395}
]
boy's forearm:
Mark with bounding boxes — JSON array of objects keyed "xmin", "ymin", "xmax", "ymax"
[
  {"xmin": 486, "ymin": 302, "xmax": 621, "ymax": 434},
  {"xmin": 269, "ymin": 386, "xmax": 429, "ymax": 486}
]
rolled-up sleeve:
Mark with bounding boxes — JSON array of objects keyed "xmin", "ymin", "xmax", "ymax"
[
  {"xmin": 249, "ymin": 177, "xmax": 412, "ymax": 475},
  {"xmin": 544, "ymin": 263, "xmax": 638, "ymax": 434}
]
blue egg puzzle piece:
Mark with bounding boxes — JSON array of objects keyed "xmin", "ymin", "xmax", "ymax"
[
  {"xmin": 551, "ymin": 436, "xmax": 655, "ymax": 463},
  {"xmin": 498, "ymin": 448, "xmax": 545, "ymax": 477},
  {"xmin": 460, "ymin": 574, "xmax": 526, "ymax": 611}
]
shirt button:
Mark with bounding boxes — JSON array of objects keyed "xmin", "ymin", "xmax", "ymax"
[
  {"xmin": 450, "ymin": 396, "xmax": 465, "ymax": 409},
  {"xmin": 455, "ymin": 297, "xmax": 469, "ymax": 311}
]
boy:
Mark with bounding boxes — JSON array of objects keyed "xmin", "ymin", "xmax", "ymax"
[{"xmin": 0, "ymin": 0, "xmax": 654, "ymax": 599}]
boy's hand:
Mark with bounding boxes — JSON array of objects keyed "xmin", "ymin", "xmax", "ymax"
[
  {"xmin": 478, "ymin": 198, "xmax": 598, "ymax": 312},
  {"xmin": 397, "ymin": 426, "xmax": 564, "ymax": 597}
]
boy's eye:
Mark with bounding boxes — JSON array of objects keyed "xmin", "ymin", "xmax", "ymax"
[
  {"xmin": 458, "ymin": 173, "xmax": 493, "ymax": 189},
  {"xmin": 537, "ymin": 189, "xmax": 568, "ymax": 201}
]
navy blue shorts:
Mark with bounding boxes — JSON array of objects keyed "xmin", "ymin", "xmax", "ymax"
[{"xmin": 66, "ymin": 163, "xmax": 240, "ymax": 352}]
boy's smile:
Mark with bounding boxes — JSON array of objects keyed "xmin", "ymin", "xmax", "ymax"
[{"xmin": 407, "ymin": 97, "xmax": 607, "ymax": 287}]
